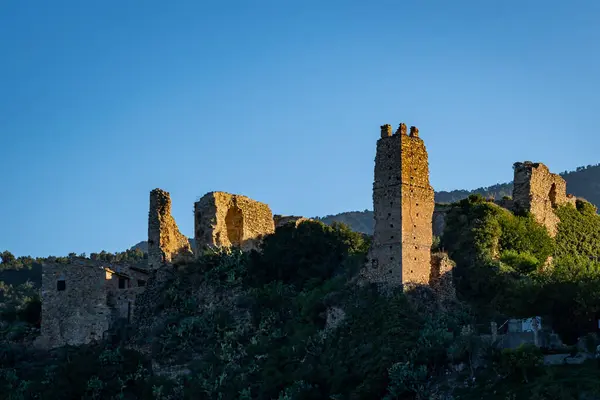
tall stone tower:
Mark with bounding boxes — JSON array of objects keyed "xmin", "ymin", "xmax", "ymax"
[
  {"xmin": 148, "ymin": 188, "xmax": 193, "ymax": 269},
  {"xmin": 364, "ymin": 123, "xmax": 435, "ymax": 287}
]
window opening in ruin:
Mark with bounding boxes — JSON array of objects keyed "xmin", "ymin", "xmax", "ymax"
[
  {"xmin": 138, "ymin": 280, "xmax": 146, "ymax": 287},
  {"xmin": 225, "ymin": 206, "xmax": 244, "ymax": 246},
  {"xmin": 118, "ymin": 277, "xmax": 127, "ymax": 289},
  {"xmin": 57, "ymin": 280, "xmax": 66, "ymax": 291},
  {"xmin": 549, "ymin": 183, "xmax": 557, "ymax": 207},
  {"xmin": 372, "ymin": 259, "xmax": 379, "ymax": 269}
]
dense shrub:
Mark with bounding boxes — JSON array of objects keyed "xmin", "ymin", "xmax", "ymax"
[{"xmin": 248, "ymin": 220, "xmax": 370, "ymax": 289}]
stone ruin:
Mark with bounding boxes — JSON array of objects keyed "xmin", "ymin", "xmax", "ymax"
[
  {"xmin": 36, "ymin": 259, "xmax": 148, "ymax": 349},
  {"xmin": 148, "ymin": 188, "xmax": 193, "ymax": 269},
  {"xmin": 432, "ymin": 161, "xmax": 578, "ymax": 240},
  {"xmin": 56, "ymin": 119, "xmax": 600, "ymax": 347},
  {"xmin": 362, "ymin": 122, "xmax": 437, "ymax": 287},
  {"xmin": 513, "ymin": 161, "xmax": 576, "ymax": 237},
  {"xmin": 194, "ymin": 191, "xmax": 275, "ymax": 253},
  {"xmin": 274, "ymin": 215, "xmax": 311, "ymax": 229}
]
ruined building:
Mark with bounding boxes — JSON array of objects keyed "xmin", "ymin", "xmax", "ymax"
[
  {"xmin": 363, "ymin": 123, "xmax": 435, "ymax": 287},
  {"xmin": 431, "ymin": 161, "xmax": 578, "ymax": 240},
  {"xmin": 148, "ymin": 188, "xmax": 193, "ymax": 269},
  {"xmin": 194, "ymin": 191, "xmax": 275, "ymax": 253},
  {"xmin": 36, "ymin": 259, "xmax": 148, "ymax": 349},
  {"xmin": 512, "ymin": 162, "xmax": 576, "ymax": 237}
]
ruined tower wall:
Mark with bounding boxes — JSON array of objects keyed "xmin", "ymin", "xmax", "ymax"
[
  {"xmin": 364, "ymin": 123, "xmax": 435, "ymax": 287},
  {"xmin": 148, "ymin": 189, "xmax": 193, "ymax": 269},
  {"xmin": 512, "ymin": 162, "xmax": 575, "ymax": 237},
  {"xmin": 194, "ymin": 191, "xmax": 275, "ymax": 253}
]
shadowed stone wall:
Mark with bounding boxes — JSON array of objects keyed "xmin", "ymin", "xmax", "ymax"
[
  {"xmin": 513, "ymin": 162, "xmax": 576, "ymax": 237},
  {"xmin": 363, "ymin": 123, "xmax": 435, "ymax": 287},
  {"xmin": 37, "ymin": 260, "xmax": 148, "ymax": 349},
  {"xmin": 429, "ymin": 252, "xmax": 456, "ymax": 304},
  {"xmin": 432, "ymin": 204, "xmax": 452, "ymax": 238},
  {"xmin": 194, "ymin": 192, "xmax": 275, "ymax": 253},
  {"xmin": 148, "ymin": 189, "xmax": 193, "ymax": 269}
]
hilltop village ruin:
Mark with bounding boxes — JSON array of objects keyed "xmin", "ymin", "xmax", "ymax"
[{"xmin": 36, "ymin": 122, "xmax": 578, "ymax": 349}]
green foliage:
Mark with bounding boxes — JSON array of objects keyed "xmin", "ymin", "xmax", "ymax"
[
  {"xmin": 248, "ymin": 221, "xmax": 370, "ymax": 290},
  {"xmin": 0, "ymin": 343, "xmax": 173, "ymax": 399},
  {"xmin": 0, "ymin": 252, "xmax": 15, "ymax": 266},
  {"xmin": 456, "ymin": 359, "xmax": 600, "ymax": 400},
  {"xmin": 497, "ymin": 344, "xmax": 543, "ymax": 383},
  {"xmin": 554, "ymin": 201, "xmax": 600, "ymax": 260},
  {"xmin": 441, "ymin": 195, "xmax": 554, "ymax": 315},
  {"xmin": 383, "ymin": 362, "xmax": 428, "ymax": 399},
  {"xmin": 0, "ymin": 281, "xmax": 40, "ymax": 326},
  {"xmin": 500, "ymin": 250, "xmax": 539, "ymax": 274}
]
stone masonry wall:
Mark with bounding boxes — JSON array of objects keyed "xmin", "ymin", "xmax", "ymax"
[
  {"xmin": 148, "ymin": 189, "xmax": 193, "ymax": 269},
  {"xmin": 512, "ymin": 162, "xmax": 576, "ymax": 237},
  {"xmin": 432, "ymin": 204, "xmax": 452, "ymax": 238},
  {"xmin": 274, "ymin": 215, "xmax": 310, "ymax": 229},
  {"xmin": 363, "ymin": 123, "xmax": 435, "ymax": 287},
  {"xmin": 194, "ymin": 192, "xmax": 275, "ymax": 253},
  {"xmin": 39, "ymin": 262, "xmax": 109, "ymax": 348},
  {"xmin": 37, "ymin": 260, "xmax": 149, "ymax": 349},
  {"xmin": 429, "ymin": 252, "xmax": 456, "ymax": 304}
]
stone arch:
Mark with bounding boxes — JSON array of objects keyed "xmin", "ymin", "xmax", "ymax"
[{"xmin": 225, "ymin": 206, "xmax": 244, "ymax": 246}]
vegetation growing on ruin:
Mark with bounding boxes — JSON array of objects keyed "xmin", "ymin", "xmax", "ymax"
[
  {"xmin": 0, "ymin": 220, "xmax": 483, "ymax": 399},
  {"xmin": 3, "ymin": 213, "xmax": 600, "ymax": 398},
  {"xmin": 442, "ymin": 194, "xmax": 600, "ymax": 344}
]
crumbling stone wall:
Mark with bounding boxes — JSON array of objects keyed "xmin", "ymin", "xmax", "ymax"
[
  {"xmin": 194, "ymin": 192, "xmax": 275, "ymax": 253},
  {"xmin": 363, "ymin": 123, "xmax": 435, "ymax": 287},
  {"xmin": 432, "ymin": 204, "xmax": 451, "ymax": 238},
  {"xmin": 148, "ymin": 189, "xmax": 193, "ymax": 269},
  {"xmin": 512, "ymin": 162, "xmax": 576, "ymax": 237},
  {"xmin": 37, "ymin": 260, "xmax": 148, "ymax": 349},
  {"xmin": 429, "ymin": 252, "xmax": 456, "ymax": 304},
  {"xmin": 274, "ymin": 215, "xmax": 310, "ymax": 229}
]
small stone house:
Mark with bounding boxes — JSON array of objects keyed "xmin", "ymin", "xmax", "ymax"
[{"xmin": 37, "ymin": 259, "xmax": 149, "ymax": 349}]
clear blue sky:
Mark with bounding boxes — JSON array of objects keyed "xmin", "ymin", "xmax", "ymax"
[{"xmin": 1, "ymin": 1, "xmax": 599, "ymax": 257}]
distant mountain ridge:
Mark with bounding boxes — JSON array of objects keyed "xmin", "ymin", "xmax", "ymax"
[{"xmin": 130, "ymin": 164, "xmax": 600, "ymax": 249}]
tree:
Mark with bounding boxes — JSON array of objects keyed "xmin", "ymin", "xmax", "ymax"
[{"xmin": 0, "ymin": 250, "xmax": 16, "ymax": 265}]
